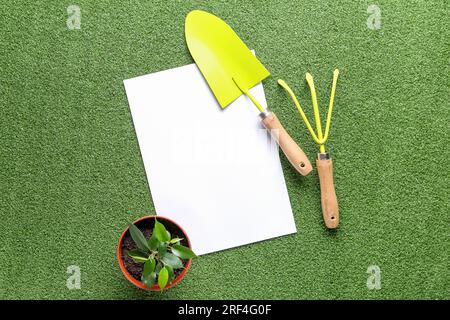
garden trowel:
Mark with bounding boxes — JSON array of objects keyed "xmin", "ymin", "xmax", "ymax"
[{"xmin": 185, "ymin": 10, "xmax": 312, "ymax": 176}]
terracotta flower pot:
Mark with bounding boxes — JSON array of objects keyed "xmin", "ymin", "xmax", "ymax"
[{"xmin": 117, "ymin": 215, "xmax": 192, "ymax": 290}]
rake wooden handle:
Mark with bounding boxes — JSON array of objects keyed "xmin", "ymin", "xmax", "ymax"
[
  {"xmin": 316, "ymin": 153, "xmax": 339, "ymax": 229},
  {"xmin": 261, "ymin": 112, "xmax": 312, "ymax": 176}
]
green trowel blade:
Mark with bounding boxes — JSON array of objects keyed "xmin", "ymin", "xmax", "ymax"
[{"xmin": 185, "ymin": 10, "xmax": 270, "ymax": 108}]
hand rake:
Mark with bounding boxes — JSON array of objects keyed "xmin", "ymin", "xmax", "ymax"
[{"xmin": 278, "ymin": 70, "xmax": 340, "ymax": 229}]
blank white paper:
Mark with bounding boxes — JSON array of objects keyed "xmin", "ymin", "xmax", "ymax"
[{"xmin": 124, "ymin": 59, "xmax": 297, "ymax": 255}]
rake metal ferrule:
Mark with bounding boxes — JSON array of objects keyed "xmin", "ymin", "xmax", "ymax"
[
  {"xmin": 278, "ymin": 69, "xmax": 339, "ymax": 153},
  {"xmin": 318, "ymin": 152, "xmax": 330, "ymax": 160}
]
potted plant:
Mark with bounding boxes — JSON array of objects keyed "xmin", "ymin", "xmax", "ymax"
[{"xmin": 117, "ymin": 216, "xmax": 196, "ymax": 290}]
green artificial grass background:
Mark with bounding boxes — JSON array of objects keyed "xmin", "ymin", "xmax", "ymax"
[{"xmin": 0, "ymin": 0, "xmax": 448, "ymax": 299}]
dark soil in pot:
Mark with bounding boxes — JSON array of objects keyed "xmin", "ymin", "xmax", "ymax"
[{"xmin": 121, "ymin": 218, "xmax": 189, "ymax": 282}]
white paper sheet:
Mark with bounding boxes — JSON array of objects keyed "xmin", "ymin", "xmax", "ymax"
[{"xmin": 124, "ymin": 60, "xmax": 297, "ymax": 255}]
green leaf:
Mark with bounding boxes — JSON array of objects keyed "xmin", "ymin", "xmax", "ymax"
[
  {"xmin": 129, "ymin": 224, "xmax": 150, "ymax": 252},
  {"xmin": 158, "ymin": 267, "xmax": 169, "ymax": 290},
  {"xmin": 148, "ymin": 233, "xmax": 159, "ymax": 251},
  {"xmin": 155, "ymin": 262, "xmax": 162, "ymax": 273},
  {"xmin": 158, "ymin": 242, "xmax": 167, "ymax": 256},
  {"xmin": 142, "ymin": 272, "xmax": 157, "ymax": 288},
  {"xmin": 166, "ymin": 265, "xmax": 174, "ymax": 282},
  {"xmin": 143, "ymin": 257, "xmax": 155, "ymax": 277},
  {"xmin": 127, "ymin": 249, "xmax": 149, "ymax": 263},
  {"xmin": 169, "ymin": 237, "xmax": 183, "ymax": 244},
  {"xmin": 171, "ymin": 244, "xmax": 197, "ymax": 259},
  {"xmin": 161, "ymin": 252, "xmax": 183, "ymax": 269},
  {"xmin": 154, "ymin": 219, "xmax": 170, "ymax": 242}
]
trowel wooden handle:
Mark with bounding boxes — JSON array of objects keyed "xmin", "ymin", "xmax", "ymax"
[
  {"xmin": 261, "ymin": 112, "xmax": 312, "ymax": 176},
  {"xmin": 316, "ymin": 153, "xmax": 339, "ymax": 229}
]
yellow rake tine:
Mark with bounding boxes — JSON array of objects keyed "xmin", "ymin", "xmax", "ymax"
[
  {"xmin": 277, "ymin": 79, "xmax": 321, "ymax": 144},
  {"xmin": 279, "ymin": 70, "xmax": 339, "ymax": 154},
  {"xmin": 322, "ymin": 69, "xmax": 339, "ymax": 143},
  {"xmin": 305, "ymin": 73, "xmax": 325, "ymax": 152}
]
